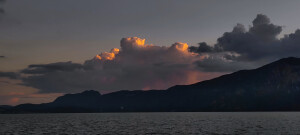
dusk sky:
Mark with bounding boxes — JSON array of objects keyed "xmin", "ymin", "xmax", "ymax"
[{"xmin": 2, "ymin": 0, "xmax": 300, "ymax": 105}]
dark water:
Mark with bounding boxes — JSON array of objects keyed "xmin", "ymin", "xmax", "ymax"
[{"xmin": 1, "ymin": 112, "xmax": 300, "ymax": 134}]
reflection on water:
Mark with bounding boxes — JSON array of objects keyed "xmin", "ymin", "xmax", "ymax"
[{"xmin": 1, "ymin": 112, "xmax": 300, "ymax": 134}]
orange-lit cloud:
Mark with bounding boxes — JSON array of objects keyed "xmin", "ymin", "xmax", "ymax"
[
  {"xmin": 20, "ymin": 37, "xmax": 225, "ymax": 94},
  {"xmin": 121, "ymin": 37, "xmax": 146, "ymax": 48},
  {"xmin": 171, "ymin": 42, "xmax": 189, "ymax": 52},
  {"xmin": 110, "ymin": 48, "xmax": 120, "ymax": 54},
  {"xmin": 94, "ymin": 48, "xmax": 120, "ymax": 61},
  {"xmin": 92, "ymin": 37, "xmax": 195, "ymax": 64}
]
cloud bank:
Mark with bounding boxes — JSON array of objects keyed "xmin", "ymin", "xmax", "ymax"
[
  {"xmin": 20, "ymin": 37, "xmax": 219, "ymax": 93},
  {"xmin": 3, "ymin": 14, "xmax": 300, "ymax": 94}
]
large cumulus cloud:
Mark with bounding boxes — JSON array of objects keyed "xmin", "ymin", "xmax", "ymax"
[{"xmin": 20, "ymin": 37, "xmax": 219, "ymax": 93}]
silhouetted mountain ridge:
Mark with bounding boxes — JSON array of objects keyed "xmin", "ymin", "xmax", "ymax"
[
  {"xmin": 2, "ymin": 57, "xmax": 300, "ymax": 113},
  {"xmin": 51, "ymin": 90, "xmax": 101, "ymax": 108}
]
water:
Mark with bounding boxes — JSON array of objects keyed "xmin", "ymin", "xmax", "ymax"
[{"xmin": 1, "ymin": 112, "xmax": 300, "ymax": 134}]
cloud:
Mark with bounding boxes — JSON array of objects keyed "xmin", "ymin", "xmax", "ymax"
[
  {"xmin": 215, "ymin": 14, "xmax": 283, "ymax": 61},
  {"xmin": 0, "ymin": 72, "xmax": 19, "ymax": 79},
  {"xmin": 0, "ymin": 56, "xmax": 5, "ymax": 58},
  {"xmin": 94, "ymin": 48, "xmax": 119, "ymax": 61},
  {"xmin": 193, "ymin": 53, "xmax": 256, "ymax": 72},
  {"xmin": 21, "ymin": 61, "xmax": 84, "ymax": 74},
  {"xmin": 9, "ymin": 14, "xmax": 300, "ymax": 94},
  {"xmin": 189, "ymin": 14, "xmax": 300, "ymax": 71},
  {"xmin": 189, "ymin": 42, "xmax": 215, "ymax": 53},
  {"xmin": 20, "ymin": 37, "xmax": 220, "ymax": 93}
]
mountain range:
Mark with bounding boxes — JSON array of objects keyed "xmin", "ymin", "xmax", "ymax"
[{"xmin": 2, "ymin": 57, "xmax": 300, "ymax": 113}]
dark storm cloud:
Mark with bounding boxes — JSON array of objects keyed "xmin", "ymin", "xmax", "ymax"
[
  {"xmin": 279, "ymin": 29, "xmax": 300, "ymax": 57},
  {"xmin": 215, "ymin": 14, "xmax": 283, "ymax": 61},
  {"xmin": 249, "ymin": 14, "xmax": 282, "ymax": 41},
  {"xmin": 189, "ymin": 42, "xmax": 215, "ymax": 53},
  {"xmin": 0, "ymin": 72, "xmax": 19, "ymax": 79},
  {"xmin": 215, "ymin": 14, "xmax": 282, "ymax": 61},
  {"xmin": 190, "ymin": 14, "xmax": 300, "ymax": 64},
  {"xmin": 0, "ymin": 56, "xmax": 5, "ymax": 58}
]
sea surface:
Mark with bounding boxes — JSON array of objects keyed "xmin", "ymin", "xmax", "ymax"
[{"xmin": 1, "ymin": 112, "xmax": 300, "ymax": 135}]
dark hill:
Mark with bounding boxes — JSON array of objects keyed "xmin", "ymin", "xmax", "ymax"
[
  {"xmin": 52, "ymin": 90, "xmax": 101, "ymax": 108},
  {"xmin": 3, "ymin": 57, "xmax": 300, "ymax": 113}
]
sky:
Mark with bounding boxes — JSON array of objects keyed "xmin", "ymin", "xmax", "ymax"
[{"xmin": 2, "ymin": 0, "xmax": 300, "ymax": 105}]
